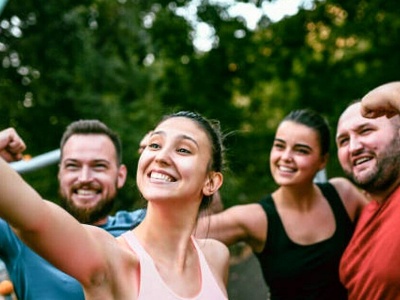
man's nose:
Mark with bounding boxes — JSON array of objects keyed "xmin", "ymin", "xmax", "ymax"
[
  {"xmin": 78, "ymin": 166, "xmax": 93, "ymax": 182},
  {"xmin": 349, "ymin": 136, "xmax": 363, "ymax": 154}
]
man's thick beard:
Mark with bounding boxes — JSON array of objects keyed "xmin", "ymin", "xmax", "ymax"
[
  {"xmin": 347, "ymin": 143, "xmax": 400, "ymax": 195},
  {"xmin": 59, "ymin": 196, "xmax": 115, "ymax": 224}
]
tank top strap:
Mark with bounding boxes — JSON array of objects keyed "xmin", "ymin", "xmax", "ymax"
[
  {"xmin": 316, "ymin": 182, "xmax": 352, "ymax": 226},
  {"xmin": 190, "ymin": 236, "xmax": 209, "ymax": 272},
  {"xmin": 121, "ymin": 231, "xmax": 145, "ymax": 256},
  {"xmin": 258, "ymin": 194, "xmax": 277, "ymax": 215},
  {"xmin": 190, "ymin": 237, "xmax": 228, "ymax": 300},
  {"xmin": 257, "ymin": 194, "xmax": 284, "ymax": 244}
]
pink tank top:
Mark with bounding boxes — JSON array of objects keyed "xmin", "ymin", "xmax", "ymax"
[{"xmin": 121, "ymin": 231, "xmax": 228, "ymax": 300}]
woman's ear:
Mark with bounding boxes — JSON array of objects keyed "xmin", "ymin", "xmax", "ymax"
[
  {"xmin": 203, "ymin": 172, "xmax": 223, "ymax": 196},
  {"xmin": 318, "ymin": 153, "xmax": 329, "ymax": 171}
]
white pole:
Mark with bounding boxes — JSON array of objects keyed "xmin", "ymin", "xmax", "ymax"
[
  {"xmin": 314, "ymin": 169, "xmax": 327, "ymax": 183},
  {"xmin": 0, "ymin": 0, "xmax": 8, "ymax": 15},
  {"xmin": 10, "ymin": 149, "xmax": 60, "ymax": 174}
]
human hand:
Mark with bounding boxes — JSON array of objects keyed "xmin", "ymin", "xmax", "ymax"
[
  {"xmin": 361, "ymin": 81, "xmax": 400, "ymax": 119},
  {"xmin": 0, "ymin": 128, "xmax": 26, "ymax": 162}
]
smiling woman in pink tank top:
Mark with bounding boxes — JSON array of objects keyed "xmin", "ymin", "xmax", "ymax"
[{"xmin": 0, "ymin": 111, "xmax": 230, "ymax": 299}]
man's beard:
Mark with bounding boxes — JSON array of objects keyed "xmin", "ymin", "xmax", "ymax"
[
  {"xmin": 346, "ymin": 139, "xmax": 400, "ymax": 195},
  {"xmin": 59, "ymin": 191, "xmax": 115, "ymax": 224}
]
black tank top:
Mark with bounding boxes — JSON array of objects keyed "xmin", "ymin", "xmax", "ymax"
[{"xmin": 255, "ymin": 182, "xmax": 354, "ymax": 300}]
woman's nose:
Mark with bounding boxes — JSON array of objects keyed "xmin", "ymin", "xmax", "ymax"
[
  {"xmin": 154, "ymin": 147, "xmax": 172, "ymax": 165},
  {"xmin": 281, "ymin": 149, "xmax": 293, "ymax": 161}
]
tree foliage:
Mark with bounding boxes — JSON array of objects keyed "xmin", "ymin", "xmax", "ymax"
[{"xmin": 1, "ymin": 0, "xmax": 399, "ymax": 210}]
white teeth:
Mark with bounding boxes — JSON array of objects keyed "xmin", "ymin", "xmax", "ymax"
[
  {"xmin": 354, "ymin": 157, "xmax": 370, "ymax": 166},
  {"xmin": 279, "ymin": 166, "xmax": 294, "ymax": 172},
  {"xmin": 77, "ymin": 189, "xmax": 96, "ymax": 195},
  {"xmin": 151, "ymin": 172, "xmax": 173, "ymax": 182}
]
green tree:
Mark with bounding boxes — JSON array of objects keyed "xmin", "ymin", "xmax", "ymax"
[{"xmin": 1, "ymin": 0, "xmax": 400, "ymax": 210}]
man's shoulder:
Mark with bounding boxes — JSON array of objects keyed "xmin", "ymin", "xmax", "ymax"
[
  {"xmin": 102, "ymin": 209, "xmax": 146, "ymax": 236},
  {"xmin": 0, "ymin": 218, "xmax": 19, "ymax": 243},
  {"xmin": 0, "ymin": 218, "xmax": 10, "ymax": 228},
  {"xmin": 0, "ymin": 218, "xmax": 38, "ymax": 261},
  {"xmin": 112, "ymin": 209, "xmax": 146, "ymax": 222}
]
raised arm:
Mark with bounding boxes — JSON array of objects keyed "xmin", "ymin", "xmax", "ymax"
[
  {"xmin": 0, "ymin": 128, "xmax": 26, "ymax": 162},
  {"xmin": 329, "ymin": 177, "xmax": 368, "ymax": 223},
  {"xmin": 0, "ymin": 157, "xmax": 110, "ymax": 286},
  {"xmin": 195, "ymin": 203, "xmax": 267, "ymax": 252},
  {"xmin": 361, "ymin": 81, "xmax": 400, "ymax": 118}
]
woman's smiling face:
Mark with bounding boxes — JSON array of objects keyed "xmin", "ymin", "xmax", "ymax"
[
  {"xmin": 137, "ymin": 116, "xmax": 213, "ymax": 204},
  {"xmin": 270, "ymin": 120, "xmax": 327, "ymax": 186}
]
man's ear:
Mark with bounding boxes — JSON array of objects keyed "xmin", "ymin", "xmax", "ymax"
[
  {"xmin": 203, "ymin": 172, "xmax": 223, "ymax": 196},
  {"xmin": 117, "ymin": 164, "xmax": 128, "ymax": 189}
]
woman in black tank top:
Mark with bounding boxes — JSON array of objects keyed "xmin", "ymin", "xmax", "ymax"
[{"xmin": 196, "ymin": 109, "xmax": 368, "ymax": 300}]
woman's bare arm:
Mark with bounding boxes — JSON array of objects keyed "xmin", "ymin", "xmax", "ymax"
[
  {"xmin": 195, "ymin": 203, "xmax": 267, "ymax": 252},
  {"xmin": 330, "ymin": 177, "xmax": 368, "ymax": 223},
  {"xmin": 0, "ymin": 157, "xmax": 110, "ymax": 286}
]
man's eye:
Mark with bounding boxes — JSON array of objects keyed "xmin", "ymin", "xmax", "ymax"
[
  {"xmin": 148, "ymin": 143, "xmax": 160, "ymax": 149},
  {"xmin": 65, "ymin": 164, "xmax": 78, "ymax": 169},
  {"xmin": 338, "ymin": 138, "xmax": 349, "ymax": 147},
  {"xmin": 94, "ymin": 165, "xmax": 107, "ymax": 170},
  {"xmin": 361, "ymin": 128, "xmax": 372, "ymax": 135}
]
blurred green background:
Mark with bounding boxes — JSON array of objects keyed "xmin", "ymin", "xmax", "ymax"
[{"xmin": 1, "ymin": 0, "xmax": 399, "ymax": 212}]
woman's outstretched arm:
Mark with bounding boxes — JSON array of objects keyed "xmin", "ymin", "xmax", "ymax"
[{"xmin": 0, "ymin": 157, "xmax": 110, "ymax": 286}]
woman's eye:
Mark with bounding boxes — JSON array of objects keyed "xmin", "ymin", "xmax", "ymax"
[
  {"xmin": 297, "ymin": 149, "xmax": 309, "ymax": 154},
  {"xmin": 148, "ymin": 143, "xmax": 160, "ymax": 149},
  {"xmin": 177, "ymin": 148, "xmax": 191, "ymax": 154}
]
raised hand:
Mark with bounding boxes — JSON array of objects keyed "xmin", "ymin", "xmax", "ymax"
[
  {"xmin": 0, "ymin": 128, "xmax": 26, "ymax": 162},
  {"xmin": 361, "ymin": 81, "xmax": 400, "ymax": 119}
]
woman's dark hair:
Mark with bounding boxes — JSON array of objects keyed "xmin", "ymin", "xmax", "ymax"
[
  {"xmin": 282, "ymin": 109, "xmax": 331, "ymax": 155},
  {"xmin": 158, "ymin": 111, "xmax": 226, "ymax": 210}
]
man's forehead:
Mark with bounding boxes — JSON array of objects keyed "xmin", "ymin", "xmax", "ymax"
[
  {"xmin": 62, "ymin": 135, "xmax": 117, "ymax": 161},
  {"xmin": 64, "ymin": 134, "xmax": 112, "ymax": 148},
  {"xmin": 339, "ymin": 102, "xmax": 362, "ymax": 121},
  {"xmin": 337, "ymin": 102, "xmax": 392, "ymax": 133}
]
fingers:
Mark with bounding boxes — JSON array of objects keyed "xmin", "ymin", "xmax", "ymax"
[
  {"xmin": 360, "ymin": 82, "xmax": 400, "ymax": 119},
  {"xmin": 0, "ymin": 128, "xmax": 27, "ymax": 162},
  {"xmin": 360, "ymin": 106, "xmax": 397, "ymax": 119},
  {"xmin": 8, "ymin": 138, "xmax": 26, "ymax": 155}
]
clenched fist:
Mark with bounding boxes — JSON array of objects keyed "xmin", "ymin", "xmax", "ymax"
[
  {"xmin": 0, "ymin": 128, "xmax": 26, "ymax": 162},
  {"xmin": 361, "ymin": 81, "xmax": 400, "ymax": 119}
]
